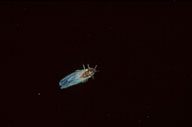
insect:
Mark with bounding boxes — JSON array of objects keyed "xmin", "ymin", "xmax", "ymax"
[{"xmin": 59, "ymin": 64, "xmax": 98, "ymax": 89}]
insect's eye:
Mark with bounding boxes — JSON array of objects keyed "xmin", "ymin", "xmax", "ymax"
[{"xmin": 89, "ymin": 70, "xmax": 95, "ymax": 75}]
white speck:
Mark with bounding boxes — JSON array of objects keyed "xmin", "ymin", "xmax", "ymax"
[{"xmin": 37, "ymin": 93, "xmax": 40, "ymax": 95}]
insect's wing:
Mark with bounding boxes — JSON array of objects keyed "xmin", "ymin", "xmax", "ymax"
[
  {"xmin": 59, "ymin": 72, "xmax": 78, "ymax": 89},
  {"xmin": 59, "ymin": 70, "xmax": 85, "ymax": 89}
]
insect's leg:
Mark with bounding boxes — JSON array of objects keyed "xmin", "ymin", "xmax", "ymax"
[
  {"xmin": 92, "ymin": 75, "xmax": 94, "ymax": 80},
  {"xmin": 94, "ymin": 65, "xmax": 97, "ymax": 69},
  {"xmin": 82, "ymin": 64, "xmax": 85, "ymax": 70},
  {"xmin": 87, "ymin": 64, "xmax": 90, "ymax": 68}
]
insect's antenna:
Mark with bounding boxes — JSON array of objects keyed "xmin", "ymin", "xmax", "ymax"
[
  {"xmin": 87, "ymin": 64, "xmax": 90, "ymax": 68},
  {"xmin": 94, "ymin": 65, "xmax": 97, "ymax": 69},
  {"xmin": 82, "ymin": 64, "xmax": 85, "ymax": 70}
]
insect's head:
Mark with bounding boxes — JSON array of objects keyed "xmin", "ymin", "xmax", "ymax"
[
  {"xmin": 87, "ymin": 68, "xmax": 96, "ymax": 76},
  {"xmin": 83, "ymin": 64, "xmax": 98, "ymax": 79},
  {"xmin": 88, "ymin": 64, "xmax": 97, "ymax": 73}
]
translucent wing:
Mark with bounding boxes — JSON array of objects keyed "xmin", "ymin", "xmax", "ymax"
[{"xmin": 59, "ymin": 70, "xmax": 87, "ymax": 89}]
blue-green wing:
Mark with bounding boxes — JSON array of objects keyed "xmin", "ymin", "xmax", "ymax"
[{"xmin": 59, "ymin": 70, "xmax": 84, "ymax": 89}]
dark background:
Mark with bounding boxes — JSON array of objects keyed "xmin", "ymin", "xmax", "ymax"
[{"xmin": 1, "ymin": 2, "xmax": 192, "ymax": 127}]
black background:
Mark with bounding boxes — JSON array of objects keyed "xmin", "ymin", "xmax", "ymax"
[{"xmin": 1, "ymin": 2, "xmax": 192, "ymax": 127}]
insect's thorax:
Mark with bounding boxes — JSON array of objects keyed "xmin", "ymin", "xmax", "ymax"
[{"xmin": 80, "ymin": 68, "xmax": 95, "ymax": 78}]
